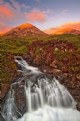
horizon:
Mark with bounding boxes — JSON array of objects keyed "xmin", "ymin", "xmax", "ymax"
[{"xmin": 0, "ymin": 0, "xmax": 80, "ymax": 34}]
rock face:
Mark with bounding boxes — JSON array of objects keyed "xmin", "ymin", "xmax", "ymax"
[{"xmin": 4, "ymin": 23, "xmax": 47, "ymax": 38}]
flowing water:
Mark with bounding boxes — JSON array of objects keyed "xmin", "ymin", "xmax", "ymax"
[{"xmin": 1, "ymin": 56, "xmax": 80, "ymax": 121}]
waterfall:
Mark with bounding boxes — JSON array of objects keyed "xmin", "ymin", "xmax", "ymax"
[
  {"xmin": 1, "ymin": 56, "xmax": 80, "ymax": 121},
  {"xmin": 2, "ymin": 88, "xmax": 22, "ymax": 121}
]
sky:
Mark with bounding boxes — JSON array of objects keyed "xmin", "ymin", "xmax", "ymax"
[{"xmin": 0, "ymin": 0, "xmax": 80, "ymax": 33}]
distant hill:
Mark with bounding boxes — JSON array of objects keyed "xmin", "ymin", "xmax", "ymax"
[
  {"xmin": 44, "ymin": 22, "xmax": 80, "ymax": 35},
  {"xmin": 4, "ymin": 23, "xmax": 47, "ymax": 38},
  {"xmin": 44, "ymin": 28, "xmax": 80, "ymax": 35},
  {"xmin": 54, "ymin": 28, "xmax": 80, "ymax": 35}
]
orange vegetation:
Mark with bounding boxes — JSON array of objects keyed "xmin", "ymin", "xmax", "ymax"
[
  {"xmin": 44, "ymin": 22, "xmax": 80, "ymax": 34},
  {"xmin": 54, "ymin": 28, "xmax": 73, "ymax": 34},
  {"xmin": 18, "ymin": 23, "xmax": 33, "ymax": 29}
]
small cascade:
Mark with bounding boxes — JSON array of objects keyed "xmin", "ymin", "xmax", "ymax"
[
  {"xmin": 23, "ymin": 77, "xmax": 76, "ymax": 112},
  {"xmin": 2, "ymin": 88, "xmax": 22, "ymax": 121},
  {"xmin": 1, "ymin": 56, "xmax": 80, "ymax": 121},
  {"xmin": 14, "ymin": 56, "xmax": 42, "ymax": 75},
  {"xmin": 24, "ymin": 81, "xmax": 32, "ymax": 112}
]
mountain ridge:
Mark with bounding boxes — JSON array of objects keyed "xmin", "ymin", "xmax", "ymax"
[
  {"xmin": 1, "ymin": 22, "xmax": 80, "ymax": 37},
  {"xmin": 44, "ymin": 22, "xmax": 80, "ymax": 35},
  {"xmin": 44, "ymin": 27, "xmax": 80, "ymax": 35}
]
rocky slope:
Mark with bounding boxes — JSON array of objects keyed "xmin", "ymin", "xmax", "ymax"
[
  {"xmin": 23, "ymin": 40, "xmax": 80, "ymax": 110},
  {"xmin": 4, "ymin": 23, "xmax": 47, "ymax": 38},
  {"xmin": 1, "ymin": 38, "xmax": 80, "ymax": 110}
]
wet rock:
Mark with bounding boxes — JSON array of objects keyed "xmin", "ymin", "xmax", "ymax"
[
  {"xmin": 0, "ymin": 114, "xmax": 5, "ymax": 121},
  {"xmin": 77, "ymin": 102, "xmax": 80, "ymax": 111}
]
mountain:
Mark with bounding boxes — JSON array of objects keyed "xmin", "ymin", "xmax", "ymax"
[
  {"xmin": 4, "ymin": 23, "xmax": 47, "ymax": 38},
  {"xmin": 44, "ymin": 28, "xmax": 80, "ymax": 35},
  {"xmin": 60, "ymin": 22, "xmax": 80, "ymax": 31},
  {"xmin": 44, "ymin": 22, "xmax": 80, "ymax": 35},
  {"xmin": 54, "ymin": 28, "xmax": 80, "ymax": 35}
]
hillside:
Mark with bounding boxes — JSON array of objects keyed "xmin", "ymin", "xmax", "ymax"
[
  {"xmin": 3, "ymin": 23, "xmax": 47, "ymax": 38},
  {"xmin": 0, "ymin": 22, "xmax": 80, "ymax": 111},
  {"xmin": 53, "ymin": 28, "xmax": 80, "ymax": 35},
  {"xmin": 44, "ymin": 28, "xmax": 80, "ymax": 35},
  {"xmin": 1, "ymin": 34, "xmax": 80, "ymax": 81},
  {"xmin": 44, "ymin": 22, "xmax": 80, "ymax": 35}
]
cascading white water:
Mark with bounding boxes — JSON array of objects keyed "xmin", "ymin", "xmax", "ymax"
[
  {"xmin": 2, "ymin": 56, "xmax": 80, "ymax": 121},
  {"xmin": 2, "ymin": 88, "xmax": 22, "ymax": 121}
]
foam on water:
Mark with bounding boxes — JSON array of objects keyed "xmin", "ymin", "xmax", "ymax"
[
  {"xmin": 18, "ymin": 106, "xmax": 80, "ymax": 121},
  {"xmin": 1, "ymin": 56, "xmax": 80, "ymax": 121}
]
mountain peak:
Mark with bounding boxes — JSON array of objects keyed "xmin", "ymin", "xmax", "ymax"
[
  {"xmin": 18, "ymin": 23, "xmax": 33, "ymax": 29},
  {"xmin": 4, "ymin": 23, "xmax": 47, "ymax": 38}
]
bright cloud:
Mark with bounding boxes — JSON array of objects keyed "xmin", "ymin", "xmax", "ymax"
[
  {"xmin": 26, "ymin": 10, "xmax": 47, "ymax": 22},
  {"xmin": 0, "ymin": 5, "xmax": 14, "ymax": 18},
  {"xmin": 0, "ymin": 0, "xmax": 48, "ymax": 33},
  {"xmin": 61, "ymin": 22, "xmax": 80, "ymax": 30},
  {"xmin": 0, "ymin": 0, "xmax": 27, "ymax": 33},
  {"xmin": 0, "ymin": 0, "xmax": 79, "ymax": 34}
]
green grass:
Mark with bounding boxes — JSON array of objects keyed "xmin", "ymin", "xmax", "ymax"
[
  {"xmin": 46, "ymin": 34, "xmax": 80, "ymax": 48},
  {"xmin": 0, "ymin": 34, "xmax": 80, "ymax": 84}
]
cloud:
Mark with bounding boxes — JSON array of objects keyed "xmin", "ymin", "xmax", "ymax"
[
  {"xmin": 61, "ymin": 22, "xmax": 80, "ymax": 30},
  {"xmin": 61, "ymin": 9, "xmax": 69, "ymax": 15},
  {"xmin": 0, "ymin": 0, "xmax": 4, "ymax": 4},
  {"xmin": 0, "ymin": 5, "xmax": 14, "ymax": 18},
  {"xmin": 35, "ymin": 0, "xmax": 41, "ymax": 3},
  {"xmin": 0, "ymin": 24, "xmax": 12, "ymax": 34},
  {"xmin": 0, "ymin": 0, "xmax": 48, "ymax": 33},
  {"xmin": 44, "ymin": 22, "xmax": 80, "ymax": 34},
  {"xmin": 26, "ymin": 10, "xmax": 47, "ymax": 22},
  {"xmin": 0, "ymin": 21, "xmax": 13, "ymax": 34},
  {"xmin": 0, "ymin": 0, "xmax": 28, "ymax": 33}
]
